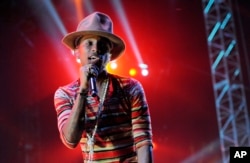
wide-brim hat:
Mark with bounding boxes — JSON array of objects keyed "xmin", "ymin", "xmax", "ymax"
[{"xmin": 62, "ymin": 12, "xmax": 125, "ymax": 61}]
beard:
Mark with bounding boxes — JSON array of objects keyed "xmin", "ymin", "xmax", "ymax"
[{"xmin": 89, "ymin": 53, "xmax": 110, "ymax": 77}]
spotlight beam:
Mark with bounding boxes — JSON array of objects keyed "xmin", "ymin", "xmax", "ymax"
[
  {"xmin": 28, "ymin": 0, "xmax": 78, "ymax": 79},
  {"xmin": 111, "ymin": 0, "xmax": 144, "ymax": 66},
  {"xmin": 44, "ymin": 0, "xmax": 68, "ymax": 35},
  {"xmin": 83, "ymin": 0, "xmax": 95, "ymax": 14},
  {"xmin": 74, "ymin": 0, "xmax": 84, "ymax": 21}
]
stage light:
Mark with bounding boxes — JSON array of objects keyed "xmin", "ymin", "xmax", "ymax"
[
  {"xmin": 112, "ymin": 0, "xmax": 146, "ymax": 72},
  {"xmin": 141, "ymin": 69, "xmax": 149, "ymax": 76},
  {"xmin": 74, "ymin": 0, "xmax": 84, "ymax": 21},
  {"xmin": 110, "ymin": 61, "xmax": 118, "ymax": 69},
  {"xmin": 129, "ymin": 68, "xmax": 137, "ymax": 76},
  {"xmin": 106, "ymin": 61, "xmax": 118, "ymax": 73},
  {"xmin": 139, "ymin": 63, "xmax": 148, "ymax": 69},
  {"xmin": 152, "ymin": 141, "xmax": 157, "ymax": 150},
  {"xmin": 139, "ymin": 63, "xmax": 149, "ymax": 76}
]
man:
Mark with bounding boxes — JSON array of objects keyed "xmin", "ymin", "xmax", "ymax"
[{"xmin": 54, "ymin": 12, "xmax": 153, "ymax": 163}]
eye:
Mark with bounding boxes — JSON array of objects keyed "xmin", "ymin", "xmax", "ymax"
[
  {"xmin": 86, "ymin": 40, "xmax": 93, "ymax": 46},
  {"xmin": 97, "ymin": 39, "xmax": 112, "ymax": 53}
]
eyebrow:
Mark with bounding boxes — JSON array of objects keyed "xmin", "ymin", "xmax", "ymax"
[{"xmin": 75, "ymin": 36, "xmax": 113, "ymax": 50}]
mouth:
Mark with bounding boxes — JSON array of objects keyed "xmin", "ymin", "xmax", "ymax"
[{"xmin": 88, "ymin": 55, "xmax": 99, "ymax": 60}]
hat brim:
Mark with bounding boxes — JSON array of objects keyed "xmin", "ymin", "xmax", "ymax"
[{"xmin": 62, "ymin": 31, "xmax": 125, "ymax": 61}]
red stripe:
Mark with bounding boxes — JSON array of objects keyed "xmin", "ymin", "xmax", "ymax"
[{"xmin": 91, "ymin": 145, "xmax": 135, "ymax": 160}]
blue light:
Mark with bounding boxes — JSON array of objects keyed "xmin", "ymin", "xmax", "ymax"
[
  {"xmin": 225, "ymin": 40, "xmax": 236, "ymax": 56},
  {"xmin": 234, "ymin": 68, "xmax": 240, "ymax": 77},
  {"xmin": 212, "ymin": 50, "xmax": 224, "ymax": 70},
  {"xmin": 204, "ymin": 0, "xmax": 214, "ymax": 14},
  {"xmin": 216, "ymin": 81, "xmax": 229, "ymax": 105},
  {"xmin": 221, "ymin": 13, "xmax": 231, "ymax": 29},
  {"xmin": 208, "ymin": 22, "xmax": 221, "ymax": 42}
]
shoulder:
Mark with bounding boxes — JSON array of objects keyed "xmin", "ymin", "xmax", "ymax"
[
  {"xmin": 109, "ymin": 73, "xmax": 141, "ymax": 87},
  {"xmin": 108, "ymin": 73, "xmax": 144, "ymax": 94},
  {"xmin": 54, "ymin": 79, "xmax": 80, "ymax": 98},
  {"xmin": 60, "ymin": 79, "xmax": 80, "ymax": 91}
]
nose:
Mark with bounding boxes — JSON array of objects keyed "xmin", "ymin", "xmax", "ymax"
[
  {"xmin": 91, "ymin": 43, "xmax": 97, "ymax": 53},
  {"xmin": 90, "ymin": 40, "xmax": 100, "ymax": 54}
]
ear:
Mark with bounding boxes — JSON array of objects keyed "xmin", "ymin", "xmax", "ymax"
[
  {"xmin": 73, "ymin": 49, "xmax": 81, "ymax": 63},
  {"xmin": 74, "ymin": 49, "xmax": 80, "ymax": 59},
  {"xmin": 107, "ymin": 53, "xmax": 112, "ymax": 61},
  {"xmin": 105, "ymin": 53, "xmax": 112, "ymax": 63},
  {"xmin": 102, "ymin": 53, "xmax": 112, "ymax": 66}
]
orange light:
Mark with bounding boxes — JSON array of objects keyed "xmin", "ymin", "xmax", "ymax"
[
  {"xmin": 106, "ymin": 61, "xmax": 117, "ymax": 73},
  {"xmin": 152, "ymin": 141, "xmax": 157, "ymax": 150},
  {"xmin": 110, "ymin": 61, "xmax": 117, "ymax": 69},
  {"xmin": 74, "ymin": 0, "xmax": 84, "ymax": 21},
  {"xmin": 129, "ymin": 68, "xmax": 137, "ymax": 76}
]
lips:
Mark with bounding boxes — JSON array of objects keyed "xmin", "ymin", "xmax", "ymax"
[
  {"xmin": 88, "ymin": 55, "xmax": 101, "ymax": 65},
  {"xmin": 88, "ymin": 56, "xmax": 99, "ymax": 60}
]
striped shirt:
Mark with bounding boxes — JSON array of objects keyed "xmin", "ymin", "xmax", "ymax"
[{"xmin": 54, "ymin": 73, "xmax": 153, "ymax": 162}]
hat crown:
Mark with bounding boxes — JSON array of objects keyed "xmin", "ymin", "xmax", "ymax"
[
  {"xmin": 76, "ymin": 12, "xmax": 113, "ymax": 34},
  {"xmin": 62, "ymin": 11, "xmax": 125, "ymax": 61}
]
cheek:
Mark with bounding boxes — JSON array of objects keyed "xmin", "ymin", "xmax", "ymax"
[{"xmin": 78, "ymin": 50, "xmax": 88, "ymax": 65}]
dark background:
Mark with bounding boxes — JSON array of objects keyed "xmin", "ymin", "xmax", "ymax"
[{"xmin": 0, "ymin": 0, "xmax": 249, "ymax": 162}]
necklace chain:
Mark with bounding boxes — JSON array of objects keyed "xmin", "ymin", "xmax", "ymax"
[{"xmin": 86, "ymin": 78, "xmax": 109, "ymax": 163}]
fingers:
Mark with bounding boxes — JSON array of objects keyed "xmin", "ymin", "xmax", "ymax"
[
  {"xmin": 79, "ymin": 63, "xmax": 101, "ymax": 91},
  {"xmin": 89, "ymin": 65, "xmax": 99, "ymax": 77},
  {"xmin": 80, "ymin": 65, "xmax": 90, "ymax": 74},
  {"xmin": 79, "ymin": 65, "xmax": 89, "ymax": 89}
]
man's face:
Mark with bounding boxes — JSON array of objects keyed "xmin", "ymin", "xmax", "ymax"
[{"xmin": 76, "ymin": 35, "xmax": 113, "ymax": 70}]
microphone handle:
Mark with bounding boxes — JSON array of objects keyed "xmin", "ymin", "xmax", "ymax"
[{"xmin": 89, "ymin": 76, "xmax": 98, "ymax": 97}]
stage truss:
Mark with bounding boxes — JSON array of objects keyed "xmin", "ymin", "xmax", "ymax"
[{"xmin": 202, "ymin": 0, "xmax": 250, "ymax": 162}]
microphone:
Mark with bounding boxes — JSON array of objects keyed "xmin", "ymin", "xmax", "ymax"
[
  {"xmin": 88, "ymin": 66, "xmax": 99, "ymax": 97},
  {"xmin": 89, "ymin": 75, "xmax": 98, "ymax": 97}
]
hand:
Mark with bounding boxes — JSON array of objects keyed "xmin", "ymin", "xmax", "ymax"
[
  {"xmin": 79, "ymin": 64, "xmax": 100, "ymax": 92},
  {"xmin": 79, "ymin": 65, "xmax": 90, "ymax": 91}
]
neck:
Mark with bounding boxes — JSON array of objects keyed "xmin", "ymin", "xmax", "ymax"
[
  {"xmin": 96, "ymin": 70, "xmax": 108, "ymax": 85},
  {"xmin": 95, "ymin": 71, "xmax": 109, "ymax": 98}
]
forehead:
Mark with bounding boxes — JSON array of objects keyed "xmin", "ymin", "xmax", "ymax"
[
  {"xmin": 81, "ymin": 35, "xmax": 110, "ymax": 42},
  {"xmin": 82, "ymin": 34, "xmax": 100, "ymax": 40},
  {"xmin": 74, "ymin": 33, "xmax": 114, "ymax": 49},
  {"xmin": 78, "ymin": 35, "xmax": 113, "ymax": 48}
]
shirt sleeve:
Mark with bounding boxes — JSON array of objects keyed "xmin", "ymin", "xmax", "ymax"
[
  {"xmin": 129, "ymin": 80, "xmax": 153, "ymax": 149},
  {"xmin": 54, "ymin": 87, "xmax": 75, "ymax": 149}
]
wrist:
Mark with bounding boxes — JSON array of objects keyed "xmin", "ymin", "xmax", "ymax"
[
  {"xmin": 79, "ymin": 84, "xmax": 88, "ymax": 91},
  {"xmin": 77, "ymin": 89, "xmax": 88, "ymax": 96}
]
